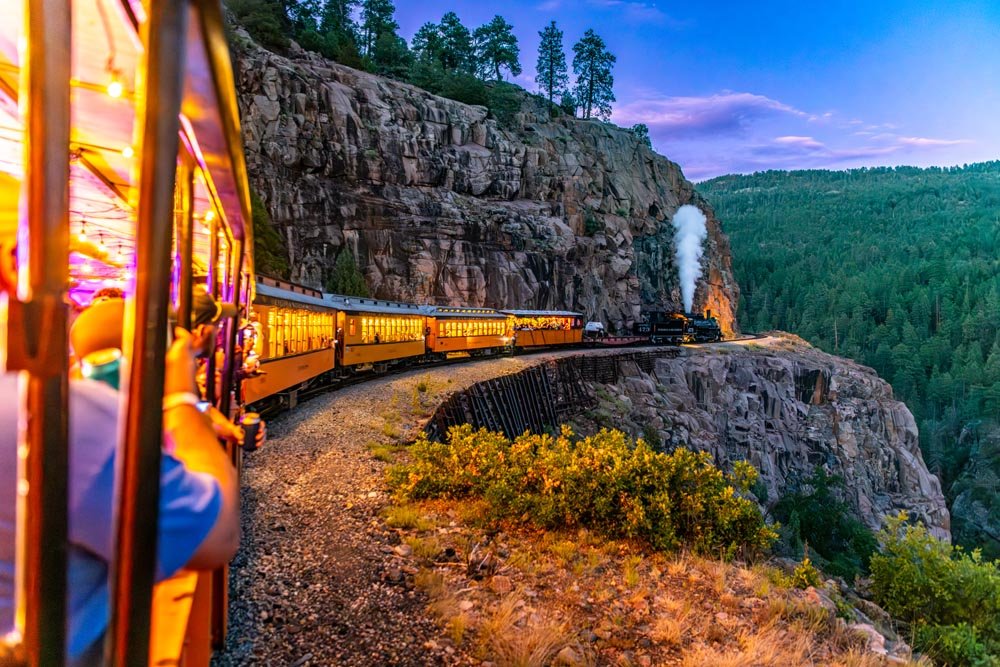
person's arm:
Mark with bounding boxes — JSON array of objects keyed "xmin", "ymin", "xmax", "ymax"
[{"xmin": 161, "ymin": 328, "xmax": 240, "ymax": 570}]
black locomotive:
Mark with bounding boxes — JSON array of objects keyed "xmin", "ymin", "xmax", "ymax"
[{"xmin": 634, "ymin": 310, "xmax": 722, "ymax": 344}]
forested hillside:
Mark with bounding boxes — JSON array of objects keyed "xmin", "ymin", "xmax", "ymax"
[{"xmin": 701, "ymin": 162, "xmax": 1000, "ymax": 556}]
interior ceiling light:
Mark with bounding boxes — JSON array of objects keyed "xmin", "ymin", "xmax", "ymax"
[
  {"xmin": 121, "ymin": 145, "xmax": 134, "ymax": 158},
  {"xmin": 204, "ymin": 210, "xmax": 215, "ymax": 222},
  {"xmin": 106, "ymin": 70, "xmax": 124, "ymax": 99}
]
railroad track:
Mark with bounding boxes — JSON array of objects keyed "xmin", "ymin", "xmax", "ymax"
[{"xmin": 252, "ymin": 335, "xmax": 756, "ymax": 419}]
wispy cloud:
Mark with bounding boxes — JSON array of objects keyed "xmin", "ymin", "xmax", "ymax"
[
  {"xmin": 540, "ymin": 0, "xmax": 686, "ymax": 26},
  {"xmin": 612, "ymin": 92, "xmax": 810, "ymax": 136},
  {"xmin": 535, "ymin": 0, "xmax": 562, "ymax": 10},
  {"xmin": 897, "ymin": 136, "xmax": 972, "ymax": 147},
  {"xmin": 588, "ymin": 0, "xmax": 676, "ymax": 24}
]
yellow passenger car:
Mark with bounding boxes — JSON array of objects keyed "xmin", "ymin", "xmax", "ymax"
[
  {"xmin": 330, "ymin": 295, "xmax": 426, "ymax": 369},
  {"xmin": 243, "ymin": 276, "xmax": 337, "ymax": 406},
  {"xmin": 424, "ymin": 306, "xmax": 512, "ymax": 357},
  {"xmin": 503, "ymin": 310, "xmax": 585, "ymax": 348}
]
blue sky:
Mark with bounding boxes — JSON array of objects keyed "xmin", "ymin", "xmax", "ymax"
[{"xmin": 394, "ymin": 1, "xmax": 1000, "ymax": 180}]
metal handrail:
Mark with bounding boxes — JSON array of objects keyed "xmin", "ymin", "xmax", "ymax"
[
  {"xmin": 13, "ymin": 1, "xmax": 72, "ymax": 664},
  {"xmin": 103, "ymin": 1, "xmax": 189, "ymax": 663}
]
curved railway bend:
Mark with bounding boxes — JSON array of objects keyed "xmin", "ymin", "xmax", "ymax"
[{"xmin": 215, "ymin": 344, "xmax": 726, "ymax": 666}]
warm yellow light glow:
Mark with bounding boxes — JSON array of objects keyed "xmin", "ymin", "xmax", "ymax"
[
  {"xmin": 106, "ymin": 77, "xmax": 124, "ymax": 99},
  {"xmin": 122, "ymin": 145, "xmax": 134, "ymax": 158},
  {"xmin": 77, "ymin": 230, "xmax": 87, "ymax": 243},
  {"xmin": 204, "ymin": 210, "xmax": 216, "ymax": 222}
]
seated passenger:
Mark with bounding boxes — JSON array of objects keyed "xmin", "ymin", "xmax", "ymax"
[{"xmin": 0, "ymin": 329, "xmax": 240, "ymax": 664}]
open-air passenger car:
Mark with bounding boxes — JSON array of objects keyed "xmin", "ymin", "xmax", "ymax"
[
  {"xmin": 0, "ymin": 0, "xmax": 254, "ymax": 664},
  {"xmin": 502, "ymin": 309, "xmax": 585, "ymax": 348}
]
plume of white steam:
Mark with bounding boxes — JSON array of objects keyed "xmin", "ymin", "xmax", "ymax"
[{"xmin": 671, "ymin": 205, "xmax": 708, "ymax": 313}]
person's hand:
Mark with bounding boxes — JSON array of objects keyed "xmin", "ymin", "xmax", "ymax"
[
  {"xmin": 164, "ymin": 327, "xmax": 198, "ymax": 395},
  {"xmin": 212, "ymin": 420, "xmax": 245, "ymax": 446},
  {"xmin": 203, "ymin": 405, "xmax": 244, "ymax": 445},
  {"xmin": 254, "ymin": 421, "xmax": 267, "ymax": 449}
]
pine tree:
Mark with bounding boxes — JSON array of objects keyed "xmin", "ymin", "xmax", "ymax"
[
  {"xmin": 473, "ymin": 15, "xmax": 521, "ymax": 81},
  {"xmin": 535, "ymin": 21, "xmax": 568, "ymax": 105},
  {"xmin": 226, "ymin": 0, "xmax": 289, "ymax": 50},
  {"xmin": 572, "ymin": 29, "xmax": 616, "ymax": 120},
  {"xmin": 327, "ymin": 250, "xmax": 369, "ymax": 297},
  {"xmin": 438, "ymin": 11, "xmax": 476, "ymax": 73},
  {"xmin": 372, "ymin": 32, "xmax": 412, "ymax": 78},
  {"xmin": 250, "ymin": 190, "xmax": 289, "ymax": 279},
  {"xmin": 319, "ymin": 0, "xmax": 360, "ymax": 63},
  {"xmin": 360, "ymin": 0, "xmax": 398, "ymax": 56},
  {"xmin": 630, "ymin": 123, "xmax": 651, "ymax": 147},
  {"xmin": 411, "ymin": 21, "xmax": 444, "ymax": 65}
]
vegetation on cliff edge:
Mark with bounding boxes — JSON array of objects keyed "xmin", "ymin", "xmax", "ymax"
[{"xmin": 701, "ymin": 163, "xmax": 1000, "ymax": 559}]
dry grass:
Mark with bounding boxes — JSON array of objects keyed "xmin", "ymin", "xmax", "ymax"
[
  {"xmin": 405, "ymin": 534, "xmax": 442, "ymax": 562},
  {"xmin": 477, "ymin": 594, "xmax": 578, "ymax": 667},
  {"xmin": 387, "ymin": 500, "xmax": 907, "ymax": 667},
  {"xmin": 650, "ymin": 597, "xmax": 695, "ymax": 648},
  {"xmin": 681, "ymin": 624, "xmax": 813, "ymax": 667},
  {"xmin": 622, "ymin": 554, "xmax": 643, "ymax": 588},
  {"xmin": 383, "ymin": 504, "xmax": 433, "ymax": 531}
]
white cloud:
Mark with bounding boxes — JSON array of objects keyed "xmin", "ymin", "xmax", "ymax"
[
  {"xmin": 612, "ymin": 92, "xmax": 810, "ymax": 136},
  {"xmin": 897, "ymin": 136, "xmax": 972, "ymax": 147}
]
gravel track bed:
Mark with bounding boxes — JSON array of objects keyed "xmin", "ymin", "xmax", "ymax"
[{"xmin": 213, "ymin": 347, "xmax": 657, "ymax": 666}]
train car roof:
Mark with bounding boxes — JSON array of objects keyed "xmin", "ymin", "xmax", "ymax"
[
  {"xmin": 423, "ymin": 305, "xmax": 507, "ymax": 319},
  {"xmin": 0, "ymin": 0, "xmax": 253, "ymax": 282},
  {"xmin": 325, "ymin": 294, "xmax": 425, "ymax": 316},
  {"xmin": 256, "ymin": 281, "xmax": 336, "ymax": 310},
  {"xmin": 501, "ymin": 309, "xmax": 584, "ymax": 318}
]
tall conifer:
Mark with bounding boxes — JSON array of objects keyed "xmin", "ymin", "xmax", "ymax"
[
  {"xmin": 535, "ymin": 21, "xmax": 568, "ymax": 105},
  {"xmin": 572, "ymin": 29, "xmax": 616, "ymax": 120}
]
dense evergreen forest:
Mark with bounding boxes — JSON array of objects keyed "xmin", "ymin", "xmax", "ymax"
[{"xmin": 701, "ymin": 163, "xmax": 1000, "ymax": 556}]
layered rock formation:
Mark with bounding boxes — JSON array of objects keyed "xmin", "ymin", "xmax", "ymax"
[
  {"xmin": 574, "ymin": 337, "xmax": 950, "ymax": 538},
  {"xmin": 232, "ymin": 30, "xmax": 739, "ymax": 335}
]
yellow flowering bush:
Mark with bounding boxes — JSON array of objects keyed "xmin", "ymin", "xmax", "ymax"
[{"xmin": 388, "ymin": 425, "xmax": 777, "ymax": 557}]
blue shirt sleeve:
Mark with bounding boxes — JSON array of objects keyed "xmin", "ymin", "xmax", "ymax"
[
  {"xmin": 67, "ymin": 379, "xmax": 222, "ymax": 581},
  {"xmin": 154, "ymin": 455, "xmax": 222, "ymax": 581}
]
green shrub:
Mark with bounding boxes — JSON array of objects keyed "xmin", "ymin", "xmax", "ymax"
[
  {"xmin": 871, "ymin": 512, "xmax": 1000, "ymax": 664},
  {"xmin": 485, "ymin": 82, "xmax": 523, "ymax": 128},
  {"xmin": 914, "ymin": 623, "xmax": 991, "ymax": 667},
  {"xmin": 388, "ymin": 425, "xmax": 777, "ymax": 557},
  {"xmin": 791, "ymin": 555, "xmax": 821, "ymax": 589},
  {"xmin": 773, "ymin": 469, "xmax": 878, "ymax": 579},
  {"xmin": 584, "ymin": 212, "xmax": 603, "ymax": 236}
]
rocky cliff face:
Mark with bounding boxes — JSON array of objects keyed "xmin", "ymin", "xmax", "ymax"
[
  {"xmin": 575, "ymin": 336, "xmax": 950, "ymax": 539},
  {"xmin": 232, "ymin": 31, "xmax": 739, "ymax": 335}
]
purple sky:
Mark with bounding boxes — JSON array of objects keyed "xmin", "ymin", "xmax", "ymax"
[{"xmin": 394, "ymin": 0, "xmax": 1000, "ymax": 180}]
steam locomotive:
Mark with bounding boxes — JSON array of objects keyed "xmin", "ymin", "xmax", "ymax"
[{"xmin": 633, "ymin": 310, "xmax": 722, "ymax": 344}]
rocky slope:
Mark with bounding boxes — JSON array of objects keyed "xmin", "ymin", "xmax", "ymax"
[
  {"xmin": 567, "ymin": 337, "xmax": 950, "ymax": 538},
  {"xmin": 231, "ymin": 30, "xmax": 739, "ymax": 335}
]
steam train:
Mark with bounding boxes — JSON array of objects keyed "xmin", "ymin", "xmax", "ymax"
[
  {"xmin": 240, "ymin": 276, "xmax": 723, "ymax": 412},
  {"xmin": 632, "ymin": 310, "xmax": 723, "ymax": 345}
]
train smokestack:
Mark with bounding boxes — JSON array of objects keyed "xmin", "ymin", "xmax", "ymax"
[{"xmin": 671, "ymin": 205, "xmax": 708, "ymax": 314}]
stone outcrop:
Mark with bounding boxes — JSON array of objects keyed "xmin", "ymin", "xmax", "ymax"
[
  {"xmin": 574, "ymin": 337, "xmax": 950, "ymax": 538},
  {"xmin": 232, "ymin": 31, "xmax": 739, "ymax": 335}
]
